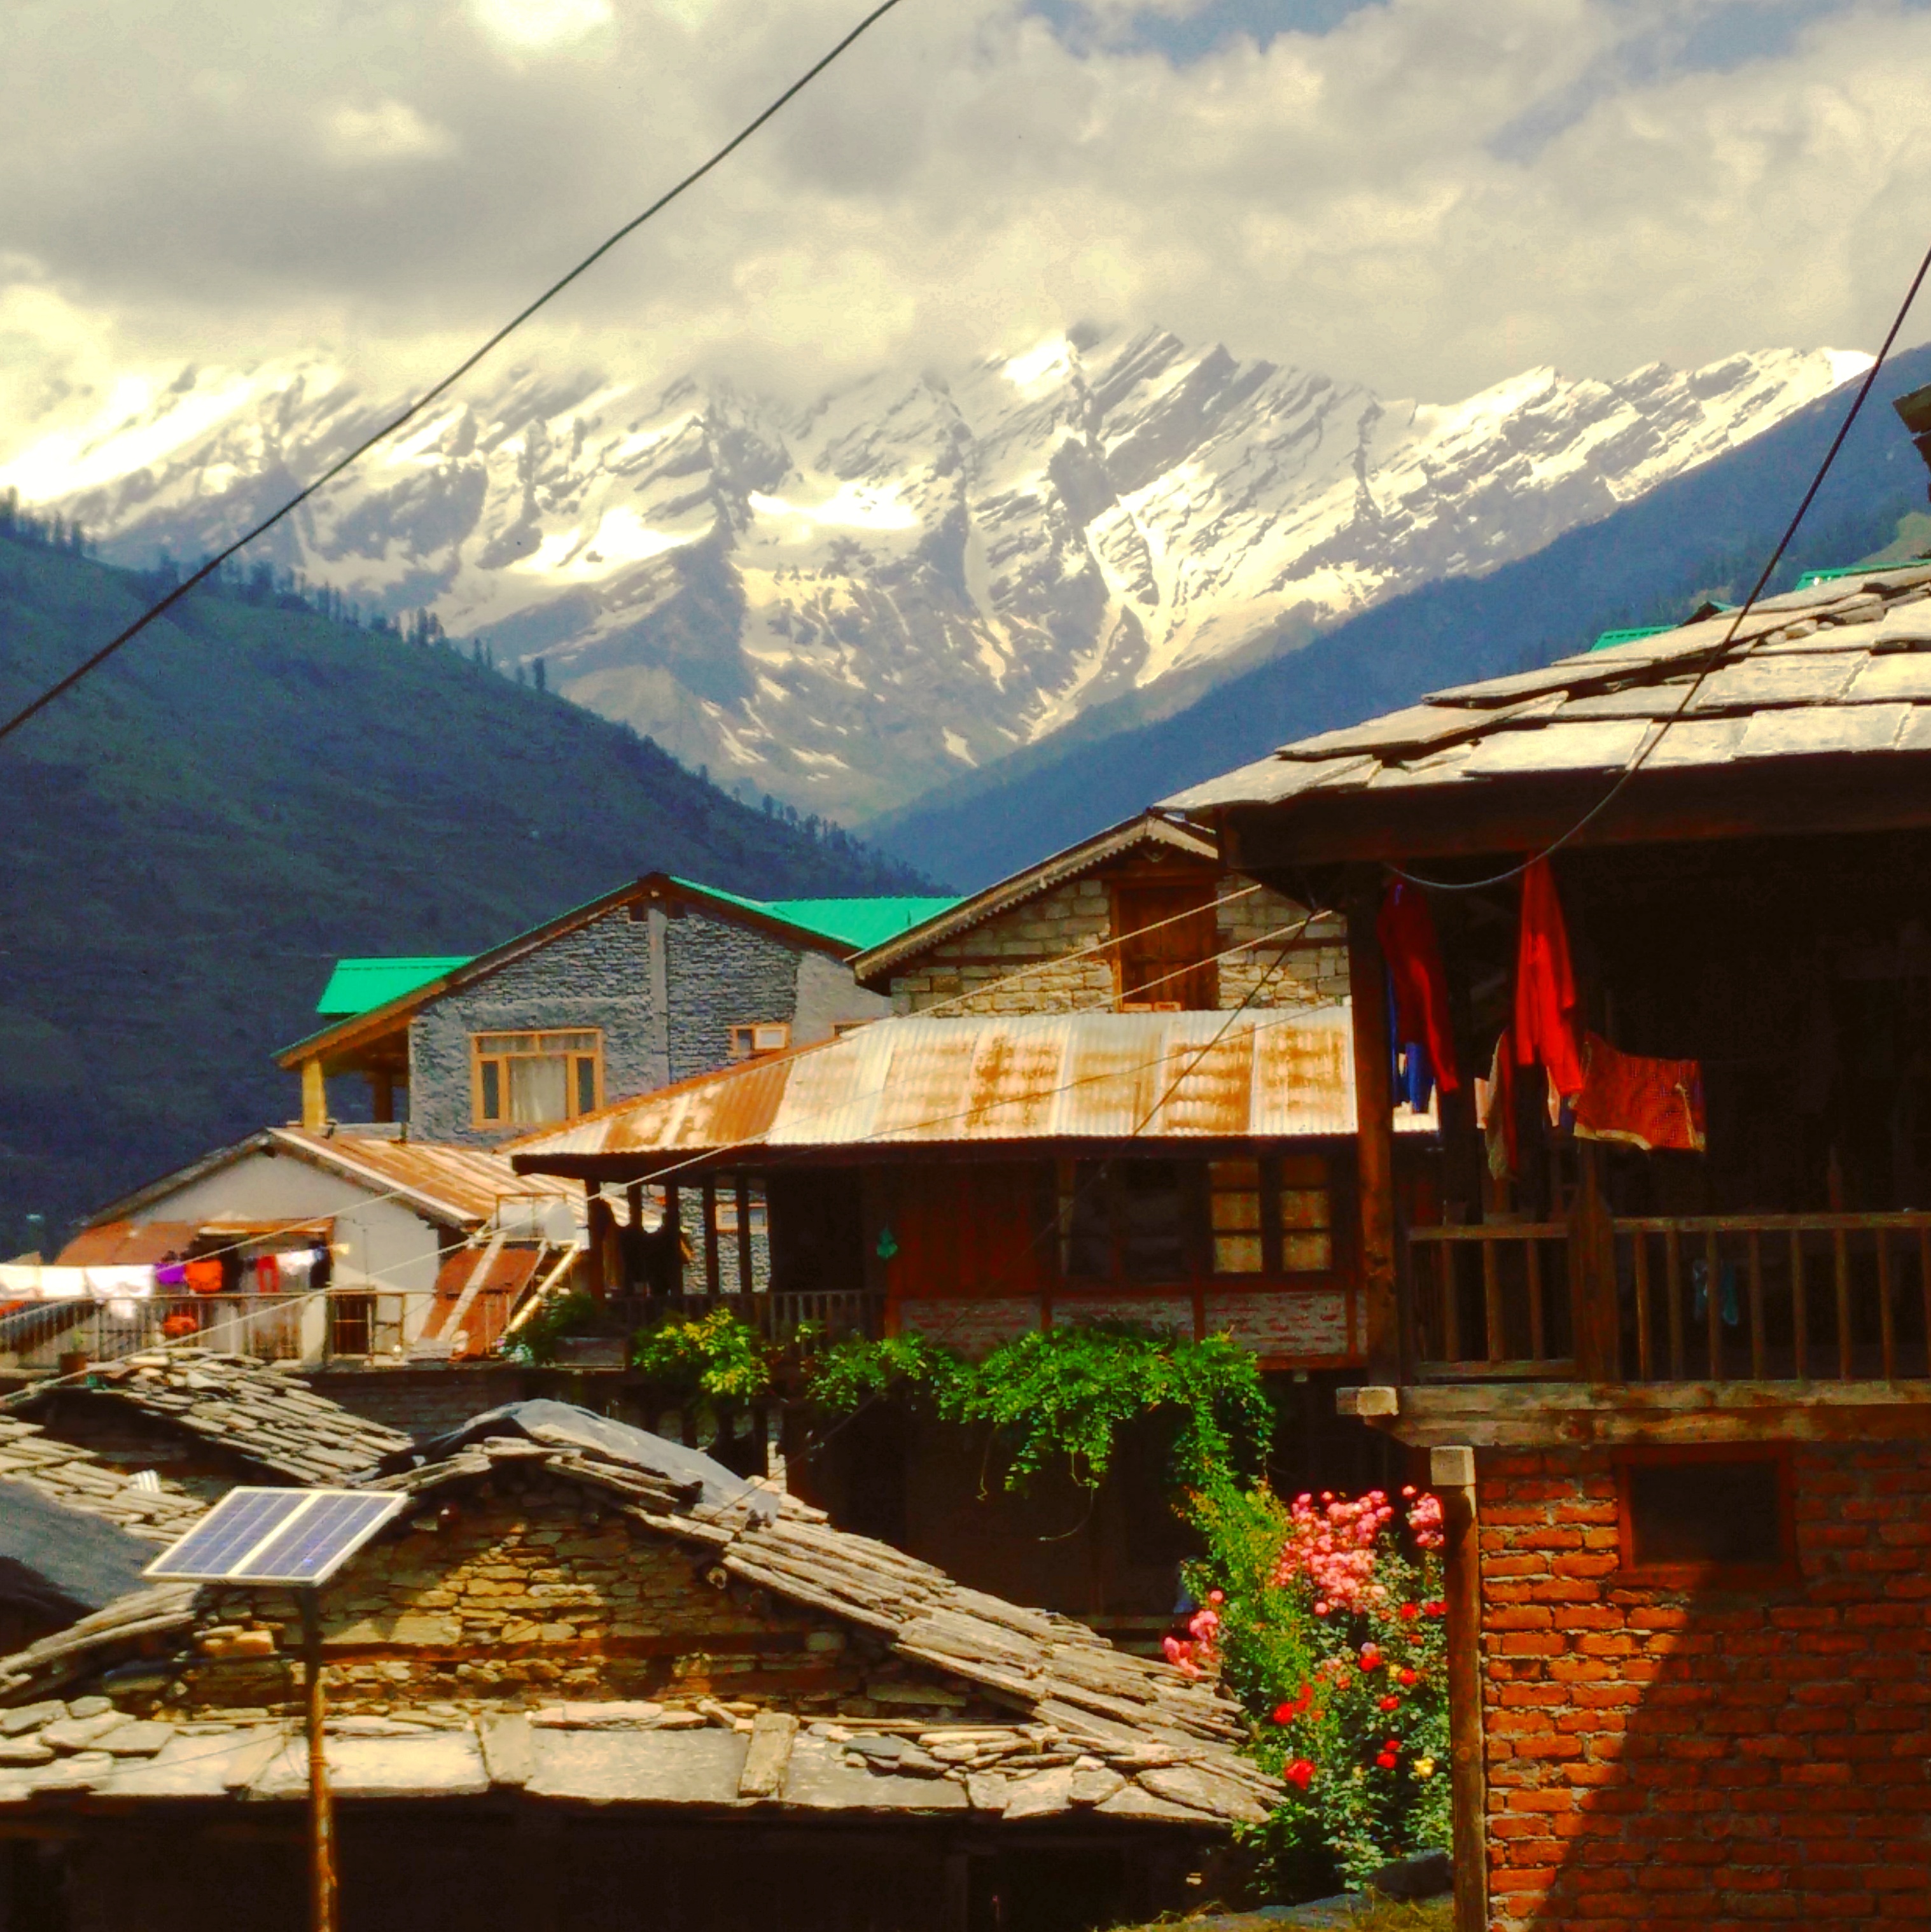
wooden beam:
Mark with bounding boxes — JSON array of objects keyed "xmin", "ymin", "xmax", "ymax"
[
  {"xmin": 1350, "ymin": 1376, "xmax": 1931, "ymax": 1448},
  {"xmin": 1431, "ymin": 1445, "xmax": 1486, "ymax": 1932},
  {"xmin": 1346, "ymin": 869, "xmax": 1401, "ymax": 1381},
  {"xmin": 301, "ymin": 1059, "xmax": 327, "ymax": 1131}
]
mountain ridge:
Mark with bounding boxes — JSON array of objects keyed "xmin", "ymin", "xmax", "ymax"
[
  {"xmin": 868, "ymin": 340, "xmax": 1931, "ymax": 888},
  {"xmin": 3, "ymin": 328, "xmax": 1862, "ymax": 822}
]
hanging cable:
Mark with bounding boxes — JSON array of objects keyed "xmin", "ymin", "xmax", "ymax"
[
  {"xmin": 1390, "ymin": 231, "xmax": 1931, "ymax": 894},
  {"xmin": 0, "ymin": 0, "xmax": 912, "ymax": 746}
]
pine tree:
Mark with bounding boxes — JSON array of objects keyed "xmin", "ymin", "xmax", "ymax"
[{"xmin": 532, "ymin": 657, "xmax": 547, "ymax": 693}]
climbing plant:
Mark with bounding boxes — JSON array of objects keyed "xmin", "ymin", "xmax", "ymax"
[
  {"xmin": 803, "ymin": 1322, "xmax": 1271, "ymax": 1493},
  {"xmin": 629, "ymin": 1306, "xmax": 774, "ymax": 1404}
]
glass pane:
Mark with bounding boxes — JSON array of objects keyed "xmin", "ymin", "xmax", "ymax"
[
  {"xmin": 479, "ymin": 1060, "xmax": 501, "ymax": 1121},
  {"xmin": 1119, "ymin": 1163, "xmax": 1183, "ymax": 1283},
  {"xmin": 1064, "ymin": 1164, "xmax": 1113, "ymax": 1280},
  {"xmin": 541, "ymin": 1031, "xmax": 600, "ymax": 1053},
  {"xmin": 1210, "ymin": 1192, "xmax": 1261, "ymax": 1231},
  {"xmin": 574, "ymin": 1056, "xmax": 597, "ymax": 1116},
  {"xmin": 1209, "ymin": 1159, "xmax": 1262, "ymax": 1191},
  {"xmin": 1279, "ymin": 1187, "xmax": 1332, "ymax": 1231},
  {"xmin": 508, "ymin": 1054, "xmax": 569, "ymax": 1124},
  {"xmin": 475, "ymin": 1032, "xmax": 537, "ymax": 1054},
  {"xmin": 1281, "ymin": 1231, "xmax": 1334, "ymax": 1273},
  {"xmin": 1213, "ymin": 1234, "xmax": 1264, "ymax": 1275},
  {"xmin": 753, "ymin": 1023, "xmax": 790, "ymax": 1051}
]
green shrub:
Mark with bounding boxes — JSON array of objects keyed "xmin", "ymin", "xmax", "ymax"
[{"xmin": 629, "ymin": 1306, "xmax": 774, "ymax": 1404}]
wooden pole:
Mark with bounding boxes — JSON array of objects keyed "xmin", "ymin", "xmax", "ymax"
[
  {"xmin": 301, "ymin": 1059, "xmax": 327, "ymax": 1131},
  {"xmin": 1346, "ymin": 869, "xmax": 1402, "ymax": 1381},
  {"xmin": 303, "ymin": 1589, "xmax": 337, "ymax": 1932},
  {"xmin": 1432, "ymin": 1445, "xmax": 1486, "ymax": 1932}
]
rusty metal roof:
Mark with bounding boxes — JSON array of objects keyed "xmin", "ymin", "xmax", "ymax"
[
  {"xmin": 83, "ymin": 1128, "xmax": 581, "ymax": 1236},
  {"xmin": 508, "ymin": 1008, "xmax": 1434, "ymax": 1168}
]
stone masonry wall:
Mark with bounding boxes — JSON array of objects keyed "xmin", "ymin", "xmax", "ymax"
[
  {"xmin": 409, "ymin": 907, "xmax": 661, "ymax": 1145},
  {"xmin": 176, "ymin": 1472, "xmax": 1007, "ymax": 1721},
  {"xmin": 889, "ymin": 873, "xmax": 1348, "ymax": 1016},
  {"xmin": 1477, "ymin": 1441, "xmax": 1931, "ymax": 1932}
]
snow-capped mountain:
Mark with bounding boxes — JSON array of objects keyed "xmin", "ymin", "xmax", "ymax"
[{"xmin": 1, "ymin": 328, "xmax": 1865, "ymax": 819}]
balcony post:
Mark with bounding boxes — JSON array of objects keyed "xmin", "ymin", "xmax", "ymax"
[{"xmin": 1346, "ymin": 868, "xmax": 1402, "ymax": 1382}]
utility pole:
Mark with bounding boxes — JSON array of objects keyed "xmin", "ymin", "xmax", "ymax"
[{"xmin": 303, "ymin": 1588, "xmax": 337, "ymax": 1932}]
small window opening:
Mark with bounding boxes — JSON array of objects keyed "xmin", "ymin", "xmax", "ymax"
[{"xmin": 1617, "ymin": 1451, "xmax": 1793, "ymax": 1584}]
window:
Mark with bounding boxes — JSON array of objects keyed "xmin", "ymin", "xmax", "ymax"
[
  {"xmin": 713, "ymin": 1190, "xmax": 769, "ymax": 1235},
  {"xmin": 1615, "ymin": 1449, "xmax": 1795, "ymax": 1585},
  {"xmin": 1208, "ymin": 1154, "xmax": 1333, "ymax": 1276},
  {"xmin": 471, "ymin": 1030, "xmax": 602, "ymax": 1128},
  {"xmin": 1063, "ymin": 1161, "xmax": 1187, "ymax": 1283},
  {"xmin": 1113, "ymin": 878, "xmax": 1219, "ymax": 1011},
  {"xmin": 730, "ymin": 1021, "xmax": 791, "ymax": 1060}
]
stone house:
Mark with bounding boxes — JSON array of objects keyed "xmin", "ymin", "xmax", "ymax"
[
  {"xmin": 1166, "ymin": 556, "xmax": 1931, "ymax": 1929},
  {"xmin": 279, "ymin": 875, "xmax": 954, "ymax": 1145},
  {"xmin": 0, "ymin": 1401, "xmax": 1275, "ymax": 1932}
]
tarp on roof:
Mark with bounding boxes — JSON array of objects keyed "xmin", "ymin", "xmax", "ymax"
[
  {"xmin": 384, "ymin": 1401, "xmax": 773, "ymax": 1518},
  {"xmin": 316, "ymin": 957, "xmax": 472, "ymax": 1016},
  {"xmin": 0, "ymin": 1480, "xmax": 158, "ymax": 1620}
]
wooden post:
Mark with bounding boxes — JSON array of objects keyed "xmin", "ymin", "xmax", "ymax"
[
  {"xmin": 1568, "ymin": 1142, "xmax": 1617, "ymax": 1378},
  {"xmin": 368, "ymin": 1070, "xmax": 394, "ymax": 1124},
  {"xmin": 1346, "ymin": 871, "xmax": 1402, "ymax": 1381},
  {"xmin": 302, "ymin": 1589, "xmax": 337, "ymax": 1932},
  {"xmin": 301, "ymin": 1060, "xmax": 327, "ymax": 1131},
  {"xmin": 1432, "ymin": 1445, "xmax": 1486, "ymax": 1932},
  {"xmin": 583, "ymin": 1186, "xmax": 610, "ymax": 1301}
]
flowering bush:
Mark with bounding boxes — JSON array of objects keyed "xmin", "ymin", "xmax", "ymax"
[{"xmin": 1182, "ymin": 1478, "xmax": 1451, "ymax": 1897}]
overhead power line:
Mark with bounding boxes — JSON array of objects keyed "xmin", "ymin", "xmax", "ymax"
[
  {"xmin": 0, "ymin": 0, "xmax": 911, "ymax": 748},
  {"xmin": 1393, "ymin": 230, "xmax": 1931, "ymax": 893}
]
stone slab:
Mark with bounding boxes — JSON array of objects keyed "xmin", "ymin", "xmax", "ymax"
[
  {"xmin": 526, "ymin": 1728, "xmax": 747, "ymax": 1807},
  {"xmin": 779, "ymin": 1737, "xmax": 968, "ymax": 1813},
  {"xmin": 248, "ymin": 1732, "xmax": 489, "ymax": 1802}
]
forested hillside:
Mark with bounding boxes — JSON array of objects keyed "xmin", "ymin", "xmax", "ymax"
[
  {"xmin": 873, "ymin": 342, "xmax": 1931, "ymax": 888},
  {"xmin": 0, "ymin": 527, "xmax": 931, "ymax": 1249}
]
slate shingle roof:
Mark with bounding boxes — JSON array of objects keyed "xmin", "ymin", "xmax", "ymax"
[
  {"xmin": 0, "ymin": 1413, "xmax": 202, "ymax": 1542},
  {"xmin": 1164, "ymin": 563, "xmax": 1931, "ymax": 816},
  {"xmin": 36, "ymin": 1354, "xmax": 411, "ymax": 1487}
]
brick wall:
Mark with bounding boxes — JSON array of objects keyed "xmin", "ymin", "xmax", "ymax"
[
  {"xmin": 889, "ymin": 874, "xmax": 1348, "ymax": 1016},
  {"xmin": 176, "ymin": 1470, "xmax": 1007, "ymax": 1720},
  {"xmin": 1477, "ymin": 1441, "xmax": 1931, "ymax": 1931}
]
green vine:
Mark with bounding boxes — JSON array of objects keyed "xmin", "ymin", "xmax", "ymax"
[
  {"xmin": 805, "ymin": 1322, "xmax": 1271, "ymax": 1494},
  {"xmin": 500, "ymin": 1287, "xmax": 604, "ymax": 1366},
  {"xmin": 629, "ymin": 1307, "xmax": 774, "ymax": 1404}
]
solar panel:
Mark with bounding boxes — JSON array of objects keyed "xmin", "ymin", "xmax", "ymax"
[{"xmin": 144, "ymin": 1488, "xmax": 407, "ymax": 1586}]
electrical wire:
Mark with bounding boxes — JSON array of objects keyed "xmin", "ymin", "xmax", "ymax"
[
  {"xmin": 1390, "ymin": 232, "xmax": 1931, "ymax": 894},
  {"xmin": 0, "ymin": 0, "xmax": 912, "ymax": 747}
]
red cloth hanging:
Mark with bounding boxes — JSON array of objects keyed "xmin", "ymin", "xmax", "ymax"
[
  {"xmin": 1514, "ymin": 858, "xmax": 1586, "ymax": 1099},
  {"xmin": 1573, "ymin": 1033, "xmax": 1706, "ymax": 1154},
  {"xmin": 1376, "ymin": 879, "xmax": 1460, "ymax": 1093}
]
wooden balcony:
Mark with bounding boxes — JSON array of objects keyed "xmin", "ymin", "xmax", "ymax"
[{"xmin": 1409, "ymin": 1212, "xmax": 1931, "ymax": 1386}]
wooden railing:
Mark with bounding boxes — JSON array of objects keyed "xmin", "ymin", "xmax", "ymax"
[
  {"xmin": 629, "ymin": 1289, "xmax": 884, "ymax": 1344},
  {"xmin": 0, "ymin": 1293, "xmax": 411, "ymax": 1371},
  {"xmin": 1408, "ymin": 1210, "xmax": 1931, "ymax": 1385},
  {"xmin": 1408, "ymin": 1223, "xmax": 1574, "ymax": 1378},
  {"xmin": 1616, "ymin": 1214, "xmax": 1931, "ymax": 1383}
]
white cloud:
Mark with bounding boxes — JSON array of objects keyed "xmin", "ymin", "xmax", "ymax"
[
  {"xmin": 1, "ymin": 0, "xmax": 1928, "ymax": 444},
  {"xmin": 470, "ymin": 0, "xmax": 615, "ymax": 52},
  {"xmin": 322, "ymin": 100, "xmax": 457, "ymax": 164}
]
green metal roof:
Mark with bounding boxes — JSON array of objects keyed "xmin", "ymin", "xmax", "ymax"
[
  {"xmin": 1794, "ymin": 564, "xmax": 1878, "ymax": 590},
  {"xmin": 1589, "ymin": 624, "xmax": 1672, "ymax": 652},
  {"xmin": 315, "ymin": 956, "xmax": 472, "ymax": 1016},
  {"xmin": 759, "ymin": 896, "xmax": 963, "ymax": 950}
]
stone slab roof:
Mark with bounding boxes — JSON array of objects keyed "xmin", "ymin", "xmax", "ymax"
[
  {"xmin": 29, "ymin": 1354, "xmax": 411, "ymax": 1488},
  {"xmin": 0, "ymin": 1413, "xmax": 202, "ymax": 1542},
  {"xmin": 0, "ymin": 1411, "xmax": 1276, "ymax": 1831},
  {"xmin": 1164, "ymin": 563, "xmax": 1931, "ymax": 820}
]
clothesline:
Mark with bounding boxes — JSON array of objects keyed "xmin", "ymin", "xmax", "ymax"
[{"xmin": 0, "ymin": 1245, "xmax": 330, "ymax": 1307}]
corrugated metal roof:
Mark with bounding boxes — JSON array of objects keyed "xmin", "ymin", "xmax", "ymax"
[
  {"xmin": 1163, "ymin": 563, "xmax": 1931, "ymax": 818},
  {"xmin": 509, "ymin": 1008, "xmax": 1434, "ymax": 1166},
  {"xmin": 268, "ymin": 1130, "xmax": 578, "ymax": 1230}
]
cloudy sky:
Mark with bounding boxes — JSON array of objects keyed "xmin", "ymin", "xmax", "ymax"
[{"xmin": 4, "ymin": 0, "xmax": 1931, "ymax": 438}]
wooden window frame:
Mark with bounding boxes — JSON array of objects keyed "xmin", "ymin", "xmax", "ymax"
[
  {"xmin": 729, "ymin": 1021, "xmax": 791, "ymax": 1061},
  {"xmin": 1110, "ymin": 871, "xmax": 1220, "ymax": 1012},
  {"xmin": 1612, "ymin": 1444, "xmax": 1799, "ymax": 1588},
  {"xmin": 470, "ymin": 1028, "xmax": 604, "ymax": 1130}
]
